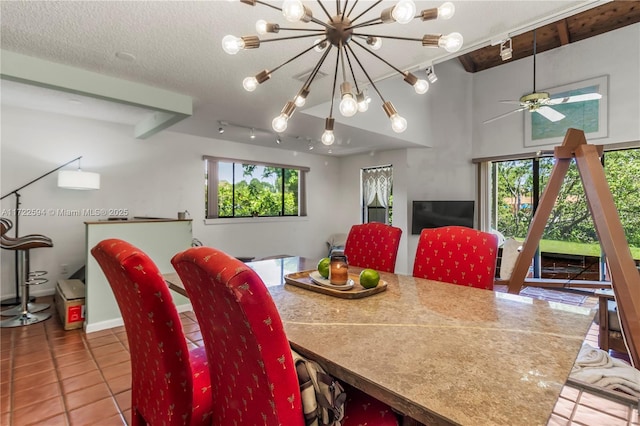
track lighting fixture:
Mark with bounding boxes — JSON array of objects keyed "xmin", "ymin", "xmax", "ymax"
[
  {"xmin": 500, "ymin": 37, "xmax": 513, "ymax": 61},
  {"xmin": 425, "ymin": 65, "xmax": 437, "ymax": 84},
  {"xmin": 224, "ymin": 0, "xmax": 463, "ymax": 144}
]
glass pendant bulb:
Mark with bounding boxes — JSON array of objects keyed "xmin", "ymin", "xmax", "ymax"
[
  {"xmin": 357, "ymin": 92, "xmax": 370, "ymax": 112},
  {"xmin": 255, "ymin": 20, "xmax": 268, "ymax": 35},
  {"xmin": 413, "ymin": 79, "xmax": 429, "ymax": 94},
  {"xmin": 282, "ymin": 0, "xmax": 305, "ymax": 22},
  {"xmin": 367, "ymin": 37, "xmax": 383, "ymax": 50},
  {"xmin": 439, "ymin": 32, "xmax": 464, "ymax": 52},
  {"xmin": 339, "ymin": 94, "xmax": 358, "ymax": 117},
  {"xmin": 272, "ymin": 114, "xmax": 288, "ymax": 133},
  {"xmin": 392, "ymin": 0, "xmax": 416, "ymax": 24},
  {"xmin": 437, "ymin": 2, "xmax": 455, "ymax": 19},
  {"xmin": 314, "ymin": 39, "xmax": 328, "ymax": 52},
  {"xmin": 222, "ymin": 35, "xmax": 244, "ymax": 55},
  {"xmin": 243, "ymin": 76, "xmax": 258, "ymax": 92},
  {"xmin": 390, "ymin": 114, "xmax": 407, "ymax": 133},
  {"xmin": 321, "ymin": 130, "xmax": 335, "ymax": 145}
]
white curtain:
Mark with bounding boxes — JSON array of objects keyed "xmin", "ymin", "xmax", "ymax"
[{"xmin": 362, "ymin": 166, "xmax": 393, "ymax": 221}]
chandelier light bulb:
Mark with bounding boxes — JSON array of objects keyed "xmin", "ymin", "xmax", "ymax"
[
  {"xmin": 314, "ymin": 38, "xmax": 328, "ymax": 52},
  {"xmin": 437, "ymin": 2, "xmax": 455, "ymax": 20},
  {"xmin": 340, "ymin": 94, "xmax": 358, "ymax": 117},
  {"xmin": 272, "ymin": 114, "xmax": 289, "ymax": 133},
  {"xmin": 321, "ymin": 130, "xmax": 335, "ymax": 145},
  {"xmin": 392, "ymin": 0, "xmax": 417, "ymax": 24},
  {"xmin": 356, "ymin": 92, "xmax": 370, "ymax": 112},
  {"xmin": 367, "ymin": 37, "xmax": 383, "ymax": 50},
  {"xmin": 413, "ymin": 79, "xmax": 429, "ymax": 94},
  {"xmin": 439, "ymin": 32, "xmax": 464, "ymax": 52},
  {"xmin": 390, "ymin": 114, "xmax": 408, "ymax": 133},
  {"xmin": 255, "ymin": 20, "xmax": 268, "ymax": 35},
  {"xmin": 294, "ymin": 95, "xmax": 306, "ymax": 107},
  {"xmin": 243, "ymin": 76, "xmax": 258, "ymax": 92},
  {"xmin": 282, "ymin": 0, "xmax": 305, "ymax": 22},
  {"xmin": 222, "ymin": 35, "xmax": 244, "ymax": 55}
]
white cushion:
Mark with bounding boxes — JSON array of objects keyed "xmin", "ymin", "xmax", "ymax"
[{"xmin": 500, "ymin": 237, "xmax": 522, "ymax": 280}]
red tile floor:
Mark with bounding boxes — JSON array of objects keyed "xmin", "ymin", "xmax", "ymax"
[{"xmin": 1, "ymin": 292, "xmax": 638, "ymax": 425}]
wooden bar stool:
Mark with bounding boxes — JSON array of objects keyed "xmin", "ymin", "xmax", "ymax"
[{"xmin": 1, "ymin": 224, "xmax": 53, "ymax": 327}]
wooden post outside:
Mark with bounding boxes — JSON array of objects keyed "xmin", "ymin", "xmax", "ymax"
[{"xmin": 506, "ymin": 128, "xmax": 640, "ymax": 367}]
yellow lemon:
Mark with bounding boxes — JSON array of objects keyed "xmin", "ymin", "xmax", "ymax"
[
  {"xmin": 359, "ymin": 269, "xmax": 380, "ymax": 289},
  {"xmin": 317, "ymin": 257, "xmax": 330, "ymax": 278}
]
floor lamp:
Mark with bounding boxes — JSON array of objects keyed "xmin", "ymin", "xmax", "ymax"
[{"xmin": 0, "ymin": 156, "xmax": 100, "ymax": 306}]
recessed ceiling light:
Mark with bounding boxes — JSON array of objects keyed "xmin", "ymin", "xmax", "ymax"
[{"xmin": 115, "ymin": 51, "xmax": 136, "ymax": 62}]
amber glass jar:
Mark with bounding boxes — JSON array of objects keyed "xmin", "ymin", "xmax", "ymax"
[{"xmin": 329, "ymin": 252, "xmax": 349, "ymax": 285}]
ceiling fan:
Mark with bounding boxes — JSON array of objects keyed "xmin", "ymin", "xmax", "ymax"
[{"xmin": 484, "ymin": 30, "xmax": 602, "ymax": 124}]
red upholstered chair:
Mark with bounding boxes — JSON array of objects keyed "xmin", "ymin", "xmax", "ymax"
[
  {"xmin": 171, "ymin": 246, "xmax": 399, "ymax": 426},
  {"xmin": 91, "ymin": 239, "xmax": 213, "ymax": 426},
  {"xmin": 343, "ymin": 222, "xmax": 402, "ymax": 272},
  {"xmin": 413, "ymin": 226, "xmax": 499, "ymax": 290}
]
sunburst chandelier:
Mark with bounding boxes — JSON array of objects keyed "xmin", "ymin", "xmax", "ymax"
[{"xmin": 223, "ymin": 0, "xmax": 463, "ymax": 145}]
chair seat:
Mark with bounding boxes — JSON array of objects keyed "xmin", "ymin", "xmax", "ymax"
[{"xmin": 189, "ymin": 346, "xmax": 213, "ymax": 425}]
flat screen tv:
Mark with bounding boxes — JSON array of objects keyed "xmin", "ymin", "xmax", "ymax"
[{"xmin": 411, "ymin": 201, "xmax": 475, "ymax": 235}]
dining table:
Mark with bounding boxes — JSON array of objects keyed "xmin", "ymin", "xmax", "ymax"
[{"xmin": 164, "ymin": 256, "xmax": 596, "ymax": 426}]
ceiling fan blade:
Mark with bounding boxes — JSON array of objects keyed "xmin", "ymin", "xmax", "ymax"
[
  {"xmin": 536, "ymin": 106, "xmax": 565, "ymax": 122},
  {"xmin": 484, "ymin": 108, "xmax": 525, "ymax": 124},
  {"xmin": 499, "ymin": 100, "xmax": 523, "ymax": 105},
  {"xmin": 548, "ymin": 92, "xmax": 603, "ymax": 105}
]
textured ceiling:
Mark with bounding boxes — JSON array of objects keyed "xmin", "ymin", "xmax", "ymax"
[{"xmin": 0, "ymin": 0, "xmax": 617, "ymax": 156}]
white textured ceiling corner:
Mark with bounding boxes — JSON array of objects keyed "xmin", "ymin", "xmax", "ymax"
[{"xmin": 0, "ymin": 0, "xmax": 601, "ymax": 154}]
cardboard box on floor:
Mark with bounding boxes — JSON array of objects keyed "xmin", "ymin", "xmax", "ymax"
[{"xmin": 55, "ymin": 279, "xmax": 86, "ymax": 330}]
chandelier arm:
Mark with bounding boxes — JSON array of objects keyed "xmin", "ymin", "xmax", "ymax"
[
  {"xmin": 341, "ymin": 0, "xmax": 349, "ymax": 21},
  {"xmin": 352, "ymin": 33, "xmax": 422, "ymax": 42},
  {"xmin": 345, "ymin": 44, "xmax": 386, "ymax": 103},
  {"xmin": 329, "ymin": 46, "xmax": 342, "ymax": 118},
  {"xmin": 302, "ymin": 44, "xmax": 334, "ymax": 90},
  {"xmin": 336, "ymin": 0, "xmax": 341, "ymax": 15},
  {"xmin": 343, "ymin": 47, "xmax": 360, "ymax": 93},
  {"xmin": 350, "ymin": 0, "xmax": 383, "ymax": 25},
  {"xmin": 261, "ymin": 33, "xmax": 327, "ymax": 43},
  {"xmin": 255, "ymin": 0, "xmax": 282, "ymax": 12},
  {"xmin": 268, "ymin": 40, "xmax": 327, "ymax": 75},
  {"xmin": 276, "ymin": 27, "xmax": 326, "ymax": 32},
  {"xmin": 350, "ymin": 38, "xmax": 405, "ymax": 77},
  {"xmin": 339, "ymin": 41, "xmax": 348, "ymax": 83},
  {"xmin": 348, "ymin": 17, "xmax": 383, "ymax": 30},
  {"xmin": 346, "ymin": 0, "xmax": 359, "ymax": 19},
  {"xmin": 316, "ymin": 0, "xmax": 333, "ymax": 20}
]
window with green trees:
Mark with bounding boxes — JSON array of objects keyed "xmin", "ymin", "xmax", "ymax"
[
  {"xmin": 204, "ymin": 157, "xmax": 308, "ymax": 219},
  {"xmin": 489, "ymin": 147, "xmax": 640, "ymax": 281}
]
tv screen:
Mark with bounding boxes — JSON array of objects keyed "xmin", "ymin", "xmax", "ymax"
[{"xmin": 411, "ymin": 201, "xmax": 475, "ymax": 235}]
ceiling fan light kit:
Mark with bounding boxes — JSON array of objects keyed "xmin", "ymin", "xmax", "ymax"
[{"xmin": 223, "ymin": 0, "xmax": 463, "ymax": 145}]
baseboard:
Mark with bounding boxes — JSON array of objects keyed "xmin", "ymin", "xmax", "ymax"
[
  {"xmin": 175, "ymin": 303, "xmax": 193, "ymax": 313},
  {"xmin": 83, "ymin": 303, "xmax": 192, "ymax": 334},
  {"xmin": 84, "ymin": 317, "xmax": 124, "ymax": 334}
]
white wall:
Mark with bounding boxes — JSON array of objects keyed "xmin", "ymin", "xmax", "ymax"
[
  {"xmin": 473, "ymin": 23, "xmax": 640, "ymax": 158},
  {"xmin": 1, "ymin": 106, "xmax": 341, "ymax": 299}
]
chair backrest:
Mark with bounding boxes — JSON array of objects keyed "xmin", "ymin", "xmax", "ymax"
[
  {"xmin": 412, "ymin": 226, "xmax": 498, "ymax": 290},
  {"xmin": 343, "ymin": 222, "xmax": 402, "ymax": 272},
  {"xmin": 171, "ymin": 246, "xmax": 304, "ymax": 426},
  {"xmin": 91, "ymin": 239, "xmax": 197, "ymax": 425}
]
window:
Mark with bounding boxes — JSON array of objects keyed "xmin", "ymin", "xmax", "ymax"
[
  {"xmin": 204, "ymin": 156, "xmax": 308, "ymax": 219},
  {"xmin": 483, "ymin": 146, "xmax": 640, "ymax": 282},
  {"xmin": 361, "ymin": 165, "xmax": 393, "ymax": 224}
]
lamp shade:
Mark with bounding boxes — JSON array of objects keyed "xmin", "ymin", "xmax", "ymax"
[{"xmin": 58, "ymin": 170, "xmax": 100, "ymax": 190}]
